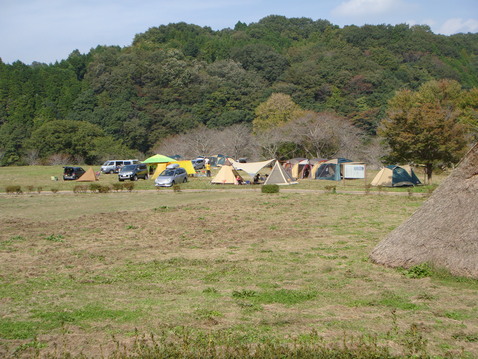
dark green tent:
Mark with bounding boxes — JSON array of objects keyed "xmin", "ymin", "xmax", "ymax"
[
  {"xmin": 371, "ymin": 165, "xmax": 422, "ymax": 187},
  {"xmin": 314, "ymin": 158, "xmax": 352, "ymax": 181}
]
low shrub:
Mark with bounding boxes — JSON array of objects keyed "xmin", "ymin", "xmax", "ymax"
[
  {"xmin": 97, "ymin": 185, "xmax": 111, "ymax": 193},
  {"xmin": 261, "ymin": 184, "xmax": 279, "ymax": 193},
  {"xmin": 112, "ymin": 183, "xmax": 124, "ymax": 192},
  {"xmin": 73, "ymin": 185, "xmax": 88, "ymax": 193},
  {"xmin": 123, "ymin": 182, "xmax": 135, "ymax": 192},
  {"xmin": 89, "ymin": 183, "xmax": 102, "ymax": 193},
  {"xmin": 6, "ymin": 185, "xmax": 22, "ymax": 194},
  {"xmin": 173, "ymin": 184, "xmax": 181, "ymax": 192},
  {"xmin": 36, "ymin": 187, "xmax": 43, "ymax": 193},
  {"xmin": 50, "ymin": 188, "xmax": 59, "ymax": 193}
]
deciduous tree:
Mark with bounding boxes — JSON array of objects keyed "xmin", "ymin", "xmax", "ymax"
[
  {"xmin": 380, "ymin": 80, "xmax": 472, "ymax": 182},
  {"xmin": 253, "ymin": 93, "xmax": 305, "ymax": 133}
]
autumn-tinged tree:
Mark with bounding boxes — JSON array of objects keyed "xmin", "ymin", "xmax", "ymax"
[
  {"xmin": 253, "ymin": 93, "xmax": 305, "ymax": 133},
  {"xmin": 380, "ymin": 79, "xmax": 472, "ymax": 182}
]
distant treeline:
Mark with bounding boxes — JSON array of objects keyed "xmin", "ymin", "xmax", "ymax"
[{"xmin": 1, "ymin": 16, "xmax": 477, "ymax": 165}]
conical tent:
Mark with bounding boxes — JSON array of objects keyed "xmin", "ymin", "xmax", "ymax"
[
  {"xmin": 370, "ymin": 143, "xmax": 478, "ymax": 279},
  {"xmin": 263, "ymin": 161, "xmax": 298, "ymax": 185},
  {"xmin": 211, "ymin": 165, "xmax": 242, "ymax": 184},
  {"xmin": 76, "ymin": 167, "xmax": 98, "ymax": 182},
  {"xmin": 371, "ymin": 165, "xmax": 421, "ymax": 187}
]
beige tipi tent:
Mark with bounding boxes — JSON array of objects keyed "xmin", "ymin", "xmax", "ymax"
[
  {"xmin": 76, "ymin": 167, "xmax": 98, "ymax": 182},
  {"xmin": 211, "ymin": 165, "xmax": 243, "ymax": 184},
  {"xmin": 370, "ymin": 143, "xmax": 478, "ymax": 278},
  {"xmin": 263, "ymin": 161, "xmax": 298, "ymax": 185}
]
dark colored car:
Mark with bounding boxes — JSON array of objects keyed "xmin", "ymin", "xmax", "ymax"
[
  {"xmin": 63, "ymin": 166, "xmax": 85, "ymax": 180},
  {"xmin": 118, "ymin": 164, "xmax": 149, "ymax": 181},
  {"xmin": 191, "ymin": 158, "xmax": 205, "ymax": 170}
]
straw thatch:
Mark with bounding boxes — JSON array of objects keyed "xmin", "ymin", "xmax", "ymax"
[{"xmin": 370, "ymin": 143, "xmax": 478, "ymax": 279}]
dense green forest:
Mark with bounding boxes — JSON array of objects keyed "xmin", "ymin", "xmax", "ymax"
[{"xmin": 1, "ymin": 16, "xmax": 478, "ymax": 165}]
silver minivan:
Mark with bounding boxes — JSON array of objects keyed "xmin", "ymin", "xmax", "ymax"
[
  {"xmin": 101, "ymin": 159, "xmax": 138, "ymax": 174},
  {"xmin": 154, "ymin": 165, "xmax": 188, "ymax": 187}
]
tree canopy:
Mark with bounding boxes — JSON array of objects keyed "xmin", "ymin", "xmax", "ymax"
[
  {"xmin": 0, "ymin": 17, "xmax": 477, "ymax": 165},
  {"xmin": 380, "ymin": 80, "xmax": 472, "ymax": 181}
]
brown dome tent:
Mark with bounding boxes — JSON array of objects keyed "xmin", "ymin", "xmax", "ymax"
[{"xmin": 370, "ymin": 143, "xmax": 478, "ymax": 279}]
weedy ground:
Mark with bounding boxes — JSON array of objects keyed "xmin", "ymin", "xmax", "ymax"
[{"xmin": 0, "ymin": 168, "xmax": 476, "ymax": 358}]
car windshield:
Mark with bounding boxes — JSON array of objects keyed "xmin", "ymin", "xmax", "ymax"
[
  {"xmin": 160, "ymin": 170, "xmax": 175, "ymax": 176},
  {"xmin": 122, "ymin": 165, "xmax": 136, "ymax": 171}
]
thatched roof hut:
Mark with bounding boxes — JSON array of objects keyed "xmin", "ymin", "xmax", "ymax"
[{"xmin": 370, "ymin": 143, "xmax": 478, "ymax": 279}]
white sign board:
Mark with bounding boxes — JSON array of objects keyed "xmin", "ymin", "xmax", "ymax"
[{"xmin": 344, "ymin": 164, "xmax": 365, "ymax": 179}]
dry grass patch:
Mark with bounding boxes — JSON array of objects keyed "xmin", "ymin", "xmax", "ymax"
[{"xmin": 0, "ymin": 191, "xmax": 477, "ymax": 358}]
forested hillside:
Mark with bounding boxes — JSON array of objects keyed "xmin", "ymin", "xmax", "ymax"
[{"xmin": 1, "ymin": 16, "xmax": 477, "ymax": 165}]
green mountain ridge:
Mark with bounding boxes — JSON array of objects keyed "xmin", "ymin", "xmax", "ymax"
[{"xmin": 1, "ymin": 15, "xmax": 477, "ymax": 165}]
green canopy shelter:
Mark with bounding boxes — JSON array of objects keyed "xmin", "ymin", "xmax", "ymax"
[{"xmin": 142, "ymin": 154, "xmax": 176, "ymax": 164}]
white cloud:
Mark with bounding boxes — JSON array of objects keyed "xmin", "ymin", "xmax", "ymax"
[
  {"xmin": 439, "ymin": 18, "xmax": 478, "ymax": 35},
  {"xmin": 332, "ymin": 0, "xmax": 408, "ymax": 17}
]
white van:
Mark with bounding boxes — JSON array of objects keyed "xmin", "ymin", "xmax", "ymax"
[{"xmin": 101, "ymin": 159, "xmax": 139, "ymax": 174}]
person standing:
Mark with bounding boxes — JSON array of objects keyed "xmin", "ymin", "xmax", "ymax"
[{"xmin": 205, "ymin": 161, "xmax": 211, "ymax": 177}]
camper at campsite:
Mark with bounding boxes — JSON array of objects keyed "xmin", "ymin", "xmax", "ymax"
[
  {"xmin": 253, "ymin": 173, "xmax": 261, "ymax": 184},
  {"xmin": 205, "ymin": 162, "xmax": 211, "ymax": 177}
]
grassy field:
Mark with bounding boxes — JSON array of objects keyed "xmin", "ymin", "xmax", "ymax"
[{"xmin": 0, "ymin": 166, "xmax": 476, "ymax": 358}]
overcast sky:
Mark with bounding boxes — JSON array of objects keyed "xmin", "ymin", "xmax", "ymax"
[{"xmin": 1, "ymin": 0, "xmax": 477, "ymax": 65}]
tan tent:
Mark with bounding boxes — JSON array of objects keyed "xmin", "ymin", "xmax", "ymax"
[
  {"xmin": 211, "ymin": 165, "xmax": 242, "ymax": 184},
  {"xmin": 370, "ymin": 143, "xmax": 478, "ymax": 278},
  {"xmin": 263, "ymin": 161, "xmax": 298, "ymax": 185},
  {"xmin": 232, "ymin": 159, "xmax": 274, "ymax": 177},
  {"xmin": 76, "ymin": 167, "xmax": 98, "ymax": 182},
  {"xmin": 371, "ymin": 165, "xmax": 421, "ymax": 187}
]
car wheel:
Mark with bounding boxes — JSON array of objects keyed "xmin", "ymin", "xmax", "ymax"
[
  {"xmin": 109, "ymin": 170, "xmax": 114, "ymax": 174},
  {"xmin": 132, "ymin": 175, "xmax": 138, "ymax": 181},
  {"xmin": 144, "ymin": 174, "xmax": 149, "ymax": 180},
  {"xmin": 183, "ymin": 177, "xmax": 187, "ymax": 183}
]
